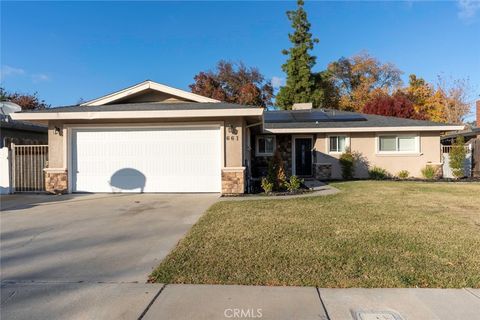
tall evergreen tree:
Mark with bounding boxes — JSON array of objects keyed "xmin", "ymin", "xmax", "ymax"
[{"xmin": 276, "ymin": 0, "xmax": 323, "ymax": 109}]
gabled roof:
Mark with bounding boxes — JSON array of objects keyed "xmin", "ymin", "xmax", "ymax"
[{"xmin": 80, "ymin": 80, "xmax": 220, "ymax": 106}]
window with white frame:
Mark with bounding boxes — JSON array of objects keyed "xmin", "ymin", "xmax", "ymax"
[
  {"xmin": 329, "ymin": 135, "xmax": 348, "ymax": 153},
  {"xmin": 378, "ymin": 135, "xmax": 418, "ymax": 153},
  {"xmin": 256, "ymin": 135, "xmax": 276, "ymax": 156}
]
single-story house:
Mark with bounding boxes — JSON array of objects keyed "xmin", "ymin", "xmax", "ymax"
[
  {"xmin": 10, "ymin": 80, "xmax": 464, "ymax": 194},
  {"xmin": 1, "ymin": 102, "xmax": 47, "ymax": 148}
]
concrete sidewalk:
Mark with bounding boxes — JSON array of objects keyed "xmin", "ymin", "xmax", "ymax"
[
  {"xmin": 1, "ymin": 282, "xmax": 479, "ymax": 320},
  {"xmin": 140, "ymin": 285, "xmax": 480, "ymax": 320}
]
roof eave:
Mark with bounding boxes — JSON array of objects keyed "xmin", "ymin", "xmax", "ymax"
[
  {"xmin": 9, "ymin": 108, "xmax": 263, "ymax": 121},
  {"xmin": 264, "ymin": 125, "xmax": 465, "ymax": 133}
]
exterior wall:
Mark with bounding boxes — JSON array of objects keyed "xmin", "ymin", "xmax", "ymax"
[
  {"xmin": 314, "ymin": 131, "xmax": 441, "ymax": 178},
  {"xmin": 250, "ymin": 134, "xmax": 292, "ymax": 178},
  {"xmin": 225, "ymin": 117, "xmax": 244, "ymax": 167},
  {"xmin": 48, "ymin": 121, "xmax": 65, "ymax": 169},
  {"xmin": 221, "ymin": 168, "xmax": 245, "ymax": 194},
  {"xmin": 45, "ymin": 169, "xmax": 68, "ymax": 194},
  {"xmin": 46, "ymin": 117, "xmax": 246, "ymax": 194},
  {"xmin": 0, "ymin": 147, "xmax": 10, "ymax": 194}
]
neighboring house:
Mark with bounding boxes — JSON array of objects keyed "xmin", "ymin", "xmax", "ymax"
[
  {"xmin": 441, "ymin": 100, "xmax": 480, "ymax": 177},
  {"xmin": 0, "ymin": 102, "xmax": 48, "ymax": 194},
  {"xmin": 10, "ymin": 80, "xmax": 464, "ymax": 194},
  {"xmin": 0, "ymin": 102, "xmax": 47, "ymax": 148}
]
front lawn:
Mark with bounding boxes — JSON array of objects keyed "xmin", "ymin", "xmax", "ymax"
[{"xmin": 150, "ymin": 181, "xmax": 480, "ymax": 288}]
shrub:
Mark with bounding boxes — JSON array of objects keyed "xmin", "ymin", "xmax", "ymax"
[
  {"xmin": 421, "ymin": 166, "xmax": 436, "ymax": 180},
  {"xmin": 273, "ymin": 150, "xmax": 287, "ymax": 190},
  {"xmin": 369, "ymin": 166, "xmax": 390, "ymax": 180},
  {"xmin": 397, "ymin": 170, "xmax": 410, "ymax": 179},
  {"xmin": 266, "ymin": 150, "xmax": 287, "ymax": 191},
  {"xmin": 261, "ymin": 177, "xmax": 273, "ymax": 194},
  {"xmin": 339, "ymin": 149, "xmax": 355, "ymax": 180},
  {"xmin": 449, "ymin": 136, "xmax": 466, "ymax": 179},
  {"xmin": 285, "ymin": 175, "xmax": 303, "ymax": 192}
]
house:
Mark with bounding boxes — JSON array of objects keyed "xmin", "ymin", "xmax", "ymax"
[
  {"xmin": 441, "ymin": 100, "xmax": 480, "ymax": 177},
  {"xmin": 1, "ymin": 102, "xmax": 48, "ymax": 195},
  {"xmin": 10, "ymin": 80, "xmax": 464, "ymax": 194},
  {"xmin": 0, "ymin": 102, "xmax": 47, "ymax": 148}
]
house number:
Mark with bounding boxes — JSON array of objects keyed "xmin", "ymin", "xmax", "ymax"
[{"xmin": 227, "ymin": 135, "xmax": 239, "ymax": 141}]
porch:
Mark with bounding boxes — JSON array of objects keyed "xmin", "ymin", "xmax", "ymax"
[{"xmin": 246, "ymin": 133, "xmax": 333, "ymax": 191}]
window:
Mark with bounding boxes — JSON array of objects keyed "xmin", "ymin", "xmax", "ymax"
[
  {"xmin": 329, "ymin": 136, "xmax": 347, "ymax": 153},
  {"xmin": 256, "ymin": 135, "xmax": 276, "ymax": 156},
  {"xmin": 378, "ymin": 135, "xmax": 418, "ymax": 153}
]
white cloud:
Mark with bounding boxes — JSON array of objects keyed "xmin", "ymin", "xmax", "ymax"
[
  {"xmin": 458, "ymin": 0, "xmax": 480, "ymax": 21},
  {"xmin": 0, "ymin": 65, "xmax": 25, "ymax": 79},
  {"xmin": 31, "ymin": 73, "xmax": 50, "ymax": 83},
  {"xmin": 271, "ymin": 76, "xmax": 285, "ymax": 89},
  {"xmin": 0, "ymin": 65, "xmax": 50, "ymax": 83}
]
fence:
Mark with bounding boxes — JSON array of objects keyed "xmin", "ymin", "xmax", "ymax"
[
  {"xmin": 441, "ymin": 144, "xmax": 472, "ymax": 178},
  {"xmin": 441, "ymin": 145, "xmax": 470, "ymax": 154},
  {"xmin": 11, "ymin": 144, "xmax": 48, "ymax": 192},
  {"xmin": 472, "ymin": 139, "xmax": 480, "ymax": 177}
]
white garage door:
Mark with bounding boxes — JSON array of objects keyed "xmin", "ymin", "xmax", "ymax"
[{"xmin": 71, "ymin": 126, "xmax": 221, "ymax": 193}]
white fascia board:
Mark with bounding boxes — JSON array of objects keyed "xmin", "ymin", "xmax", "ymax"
[
  {"xmin": 10, "ymin": 108, "xmax": 263, "ymax": 121},
  {"xmin": 81, "ymin": 80, "xmax": 220, "ymax": 106},
  {"xmin": 265, "ymin": 125, "xmax": 465, "ymax": 133}
]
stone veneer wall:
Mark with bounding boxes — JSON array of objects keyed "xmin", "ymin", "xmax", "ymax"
[
  {"xmin": 313, "ymin": 163, "xmax": 332, "ymax": 180},
  {"xmin": 221, "ymin": 168, "xmax": 245, "ymax": 194},
  {"xmin": 251, "ymin": 135, "xmax": 292, "ymax": 177},
  {"xmin": 45, "ymin": 170, "xmax": 68, "ymax": 194}
]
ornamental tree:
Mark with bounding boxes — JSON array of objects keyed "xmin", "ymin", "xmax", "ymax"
[
  {"xmin": 276, "ymin": 0, "xmax": 327, "ymax": 109},
  {"xmin": 363, "ymin": 91, "xmax": 425, "ymax": 120},
  {"xmin": 0, "ymin": 87, "xmax": 49, "ymax": 110},
  {"xmin": 190, "ymin": 61, "xmax": 273, "ymax": 108},
  {"xmin": 449, "ymin": 136, "xmax": 467, "ymax": 179}
]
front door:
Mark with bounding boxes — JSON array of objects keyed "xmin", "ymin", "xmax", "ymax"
[{"xmin": 294, "ymin": 138, "xmax": 312, "ymax": 176}]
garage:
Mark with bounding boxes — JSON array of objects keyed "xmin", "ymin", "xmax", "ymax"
[{"xmin": 70, "ymin": 126, "xmax": 222, "ymax": 193}]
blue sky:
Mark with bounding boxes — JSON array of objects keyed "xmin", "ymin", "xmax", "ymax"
[{"xmin": 1, "ymin": 1, "xmax": 479, "ymax": 118}]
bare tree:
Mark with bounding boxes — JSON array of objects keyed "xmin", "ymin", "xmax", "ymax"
[{"xmin": 436, "ymin": 76, "xmax": 472, "ymax": 124}]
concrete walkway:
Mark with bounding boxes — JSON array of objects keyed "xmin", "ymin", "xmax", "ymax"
[
  {"xmin": 221, "ymin": 182, "xmax": 339, "ymax": 201},
  {"xmin": 2, "ymin": 283, "xmax": 479, "ymax": 320}
]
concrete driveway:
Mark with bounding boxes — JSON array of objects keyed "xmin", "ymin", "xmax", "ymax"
[{"xmin": 0, "ymin": 193, "xmax": 218, "ymax": 319}]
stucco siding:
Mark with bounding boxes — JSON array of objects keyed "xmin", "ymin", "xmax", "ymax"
[
  {"xmin": 314, "ymin": 131, "xmax": 441, "ymax": 178},
  {"xmin": 48, "ymin": 121, "xmax": 65, "ymax": 168},
  {"xmin": 224, "ymin": 117, "xmax": 244, "ymax": 167}
]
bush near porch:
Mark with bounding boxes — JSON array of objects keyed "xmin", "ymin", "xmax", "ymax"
[{"xmin": 150, "ymin": 181, "xmax": 480, "ymax": 288}]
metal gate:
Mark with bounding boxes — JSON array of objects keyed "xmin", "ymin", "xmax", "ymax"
[{"xmin": 11, "ymin": 144, "xmax": 48, "ymax": 192}]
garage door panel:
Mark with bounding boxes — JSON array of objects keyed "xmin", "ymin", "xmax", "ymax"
[{"xmin": 72, "ymin": 127, "xmax": 221, "ymax": 193}]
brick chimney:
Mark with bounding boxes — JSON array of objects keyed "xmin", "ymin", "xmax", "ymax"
[{"xmin": 477, "ymin": 100, "xmax": 480, "ymax": 127}]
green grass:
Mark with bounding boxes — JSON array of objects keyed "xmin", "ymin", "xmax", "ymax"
[{"xmin": 150, "ymin": 181, "xmax": 480, "ymax": 288}]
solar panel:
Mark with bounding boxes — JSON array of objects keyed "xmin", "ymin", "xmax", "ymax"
[
  {"xmin": 264, "ymin": 110, "xmax": 367, "ymax": 123},
  {"xmin": 327, "ymin": 114, "xmax": 366, "ymax": 122},
  {"xmin": 292, "ymin": 111, "xmax": 329, "ymax": 122},
  {"xmin": 264, "ymin": 112, "xmax": 294, "ymax": 122}
]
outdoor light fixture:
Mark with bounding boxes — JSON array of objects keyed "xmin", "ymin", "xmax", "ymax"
[{"xmin": 54, "ymin": 126, "xmax": 61, "ymax": 135}]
